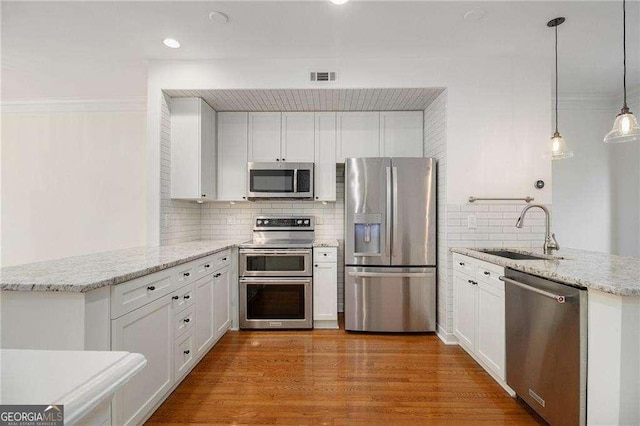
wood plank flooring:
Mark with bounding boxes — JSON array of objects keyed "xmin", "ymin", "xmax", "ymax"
[{"xmin": 147, "ymin": 319, "xmax": 544, "ymax": 425}]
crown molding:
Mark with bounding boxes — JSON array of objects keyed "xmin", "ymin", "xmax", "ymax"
[{"xmin": 1, "ymin": 97, "xmax": 147, "ymax": 113}]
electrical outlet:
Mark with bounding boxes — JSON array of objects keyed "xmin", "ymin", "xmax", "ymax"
[
  {"xmin": 467, "ymin": 215, "xmax": 477, "ymax": 229},
  {"xmin": 164, "ymin": 214, "xmax": 170, "ymax": 228},
  {"xmin": 315, "ymin": 216, "xmax": 324, "ymax": 225},
  {"xmin": 227, "ymin": 216, "xmax": 237, "ymax": 225}
]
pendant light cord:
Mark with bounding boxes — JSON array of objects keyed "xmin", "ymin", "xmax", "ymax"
[
  {"xmin": 555, "ymin": 24, "xmax": 559, "ymax": 133},
  {"xmin": 623, "ymin": 0, "xmax": 628, "ymax": 111}
]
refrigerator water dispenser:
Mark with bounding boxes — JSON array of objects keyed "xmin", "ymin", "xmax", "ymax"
[{"xmin": 353, "ymin": 214, "xmax": 382, "ymax": 255}]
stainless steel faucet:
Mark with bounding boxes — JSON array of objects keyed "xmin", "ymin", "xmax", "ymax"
[{"xmin": 516, "ymin": 204, "xmax": 559, "ymax": 254}]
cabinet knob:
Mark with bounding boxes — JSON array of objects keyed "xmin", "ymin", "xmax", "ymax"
[
  {"xmin": 316, "ymin": 196, "xmax": 319, "ymax": 200},
  {"xmin": 184, "ymin": 272, "xmax": 190, "ymax": 277},
  {"xmin": 242, "ymin": 196, "xmax": 246, "ymax": 199},
  {"xmin": 484, "ymin": 271, "xmax": 490, "ymax": 276},
  {"xmin": 184, "ymin": 318, "xmax": 190, "ymax": 323},
  {"xmin": 323, "ymin": 253, "xmax": 327, "ymax": 256},
  {"xmin": 184, "ymin": 294, "xmax": 191, "ymax": 300},
  {"xmin": 214, "ymin": 273, "xmax": 221, "ymax": 277},
  {"xmin": 315, "ymin": 264, "xmax": 318, "ymax": 267},
  {"xmin": 459, "ymin": 262, "xmax": 465, "ymax": 266},
  {"xmin": 184, "ymin": 350, "xmax": 190, "ymax": 355},
  {"xmin": 467, "ymin": 279, "xmax": 473, "ymax": 284},
  {"xmin": 147, "ymin": 286, "xmax": 156, "ymax": 291},
  {"xmin": 172, "ymin": 295, "xmax": 179, "ymax": 300},
  {"xmin": 276, "ymin": 158, "xmax": 280, "ymax": 161},
  {"xmin": 222, "ymin": 257, "xmax": 227, "ymax": 261},
  {"xmin": 201, "ymin": 194, "xmax": 206, "ymax": 198},
  {"xmin": 282, "ymin": 158, "xmax": 285, "ymax": 161},
  {"xmin": 205, "ymin": 264, "xmax": 210, "ymax": 268}
]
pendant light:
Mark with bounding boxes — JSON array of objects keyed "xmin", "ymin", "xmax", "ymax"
[
  {"xmin": 604, "ymin": 0, "xmax": 640, "ymax": 144},
  {"xmin": 548, "ymin": 17, "xmax": 573, "ymax": 160}
]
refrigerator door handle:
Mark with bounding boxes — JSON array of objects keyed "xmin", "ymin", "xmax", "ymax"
[
  {"xmin": 392, "ymin": 166, "xmax": 398, "ymax": 257},
  {"xmin": 349, "ymin": 272, "xmax": 433, "ymax": 278},
  {"xmin": 386, "ymin": 166, "xmax": 392, "ymax": 257}
]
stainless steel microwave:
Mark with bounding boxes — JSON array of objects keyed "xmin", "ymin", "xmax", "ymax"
[{"xmin": 247, "ymin": 162, "xmax": 314, "ymax": 200}]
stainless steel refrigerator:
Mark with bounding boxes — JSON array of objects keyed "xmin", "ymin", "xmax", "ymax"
[{"xmin": 344, "ymin": 157, "xmax": 436, "ymax": 332}]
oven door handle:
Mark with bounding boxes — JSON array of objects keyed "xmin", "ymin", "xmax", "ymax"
[
  {"xmin": 348, "ymin": 272, "xmax": 432, "ymax": 278},
  {"xmin": 240, "ymin": 249, "xmax": 311, "ymax": 255},
  {"xmin": 240, "ymin": 278, "xmax": 312, "ymax": 284}
]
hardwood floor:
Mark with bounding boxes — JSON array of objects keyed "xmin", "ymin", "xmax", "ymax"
[{"xmin": 147, "ymin": 318, "xmax": 544, "ymax": 425}]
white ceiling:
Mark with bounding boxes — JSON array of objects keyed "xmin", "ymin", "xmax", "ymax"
[
  {"xmin": 165, "ymin": 88, "xmax": 445, "ymax": 111},
  {"xmin": 2, "ymin": 1, "xmax": 639, "ymax": 100}
]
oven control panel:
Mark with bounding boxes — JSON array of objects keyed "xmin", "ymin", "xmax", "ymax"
[{"xmin": 254, "ymin": 217, "xmax": 314, "ymax": 229}]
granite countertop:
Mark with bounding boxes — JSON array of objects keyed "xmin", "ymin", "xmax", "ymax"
[
  {"xmin": 0, "ymin": 240, "xmax": 241, "ymax": 293},
  {"xmin": 1, "ymin": 349, "xmax": 146, "ymax": 424},
  {"xmin": 451, "ymin": 247, "xmax": 640, "ymax": 297},
  {"xmin": 313, "ymin": 239, "xmax": 340, "ymax": 248}
]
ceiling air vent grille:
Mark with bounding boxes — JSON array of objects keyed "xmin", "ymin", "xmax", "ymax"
[{"xmin": 310, "ymin": 71, "xmax": 336, "ymax": 83}]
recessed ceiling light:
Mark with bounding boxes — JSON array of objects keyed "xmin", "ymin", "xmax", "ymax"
[
  {"xmin": 330, "ymin": 0, "xmax": 349, "ymax": 5},
  {"xmin": 163, "ymin": 38, "xmax": 180, "ymax": 49},
  {"xmin": 209, "ymin": 11, "xmax": 229, "ymax": 24},
  {"xmin": 464, "ymin": 9, "xmax": 486, "ymax": 21}
]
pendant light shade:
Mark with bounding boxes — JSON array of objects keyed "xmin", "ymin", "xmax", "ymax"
[
  {"xmin": 604, "ymin": 0, "xmax": 640, "ymax": 144},
  {"xmin": 548, "ymin": 17, "xmax": 573, "ymax": 160}
]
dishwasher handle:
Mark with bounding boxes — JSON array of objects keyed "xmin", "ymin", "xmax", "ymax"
[{"xmin": 500, "ymin": 276, "xmax": 567, "ymax": 304}]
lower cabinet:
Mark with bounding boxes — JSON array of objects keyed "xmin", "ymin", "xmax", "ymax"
[
  {"xmin": 111, "ymin": 249, "xmax": 234, "ymax": 425},
  {"xmin": 111, "ymin": 295, "xmax": 174, "ymax": 426},
  {"xmin": 313, "ymin": 247, "xmax": 338, "ymax": 329},
  {"xmin": 453, "ymin": 253, "xmax": 509, "ymax": 390}
]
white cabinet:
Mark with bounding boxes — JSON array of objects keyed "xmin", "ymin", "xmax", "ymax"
[
  {"xmin": 194, "ymin": 274, "xmax": 215, "ymax": 356},
  {"xmin": 314, "ymin": 113, "xmax": 337, "ymax": 201},
  {"xmin": 282, "ymin": 112, "xmax": 315, "ymax": 162},
  {"xmin": 313, "ymin": 247, "xmax": 338, "ymax": 329},
  {"xmin": 111, "ymin": 295, "xmax": 174, "ymax": 426},
  {"xmin": 380, "ymin": 111, "xmax": 423, "ymax": 157},
  {"xmin": 452, "ymin": 253, "xmax": 509, "ymax": 389},
  {"xmin": 170, "ymin": 98, "xmax": 216, "ymax": 201},
  {"xmin": 337, "ymin": 112, "xmax": 380, "ymax": 162},
  {"xmin": 248, "ymin": 112, "xmax": 282, "ymax": 162},
  {"xmin": 217, "ymin": 112, "xmax": 248, "ymax": 201},
  {"xmin": 214, "ymin": 266, "xmax": 232, "ymax": 337}
]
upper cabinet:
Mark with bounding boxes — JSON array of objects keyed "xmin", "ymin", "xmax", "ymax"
[
  {"xmin": 248, "ymin": 112, "xmax": 315, "ymax": 163},
  {"xmin": 170, "ymin": 98, "xmax": 216, "ymax": 200},
  {"xmin": 217, "ymin": 112, "xmax": 248, "ymax": 201},
  {"xmin": 282, "ymin": 113, "xmax": 315, "ymax": 162},
  {"xmin": 380, "ymin": 111, "xmax": 424, "ymax": 157},
  {"xmin": 248, "ymin": 112, "xmax": 282, "ymax": 162},
  {"xmin": 337, "ymin": 112, "xmax": 380, "ymax": 162},
  {"xmin": 314, "ymin": 113, "xmax": 337, "ymax": 202}
]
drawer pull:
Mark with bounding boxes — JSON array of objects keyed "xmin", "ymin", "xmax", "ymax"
[
  {"xmin": 467, "ymin": 280, "xmax": 478, "ymax": 286},
  {"xmin": 172, "ymin": 295, "xmax": 179, "ymax": 300},
  {"xmin": 459, "ymin": 262, "xmax": 465, "ymax": 266},
  {"xmin": 183, "ymin": 350, "xmax": 190, "ymax": 355},
  {"xmin": 147, "ymin": 286, "xmax": 156, "ymax": 291},
  {"xmin": 184, "ymin": 318, "xmax": 190, "ymax": 323},
  {"xmin": 222, "ymin": 257, "xmax": 228, "ymax": 261},
  {"xmin": 183, "ymin": 272, "xmax": 191, "ymax": 277},
  {"xmin": 484, "ymin": 271, "xmax": 491, "ymax": 276},
  {"xmin": 323, "ymin": 253, "xmax": 328, "ymax": 256},
  {"xmin": 184, "ymin": 295, "xmax": 191, "ymax": 300},
  {"xmin": 315, "ymin": 264, "xmax": 318, "ymax": 267},
  {"xmin": 214, "ymin": 273, "xmax": 221, "ymax": 278},
  {"xmin": 205, "ymin": 264, "xmax": 210, "ymax": 268}
]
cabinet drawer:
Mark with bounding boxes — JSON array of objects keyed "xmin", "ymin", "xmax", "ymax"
[
  {"xmin": 174, "ymin": 305, "xmax": 195, "ymax": 338},
  {"xmin": 171, "ymin": 282, "xmax": 195, "ymax": 312},
  {"xmin": 314, "ymin": 247, "xmax": 337, "ymax": 263},
  {"xmin": 453, "ymin": 253, "xmax": 477, "ymax": 276},
  {"xmin": 175, "ymin": 331, "xmax": 195, "ymax": 380},
  {"xmin": 212, "ymin": 250, "xmax": 232, "ymax": 270},
  {"xmin": 194, "ymin": 255, "xmax": 216, "ymax": 279},
  {"xmin": 175, "ymin": 263, "xmax": 195, "ymax": 287},
  {"xmin": 111, "ymin": 269, "xmax": 174, "ymax": 319},
  {"xmin": 475, "ymin": 260, "xmax": 505, "ymax": 291}
]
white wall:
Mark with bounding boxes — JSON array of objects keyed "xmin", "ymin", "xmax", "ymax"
[
  {"xmin": 1, "ymin": 101, "xmax": 147, "ymax": 267},
  {"xmin": 146, "ymin": 56, "xmax": 552, "ymax": 244}
]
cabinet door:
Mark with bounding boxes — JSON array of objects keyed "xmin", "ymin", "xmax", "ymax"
[
  {"xmin": 217, "ymin": 112, "xmax": 248, "ymax": 201},
  {"xmin": 313, "ymin": 261, "xmax": 338, "ymax": 322},
  {"xmin": 337, "ymin": 112, "xmax": 380, "ymax": 162},
  {"xmin": 111, "ymin": 295, "xmax": 174, "ymax": 426},
  {"xmin": 200, "ymin": 101, "xmax": 216, "ymax": 200},
  {"xmin": 170, "ymin": 98, "xmax": 201, "ymax": 199},
  {"xmin": 194, "ymin": 274, "xmax": 215, "ymax": 356},
  {"xmin": 282, "ymin": 112, "xmax": 315, "ymax": 162},
  {"xmin": 476, "ymin": 281, "xmax": 506, "ymax": 380},
  {"xmin": 248, "ymin": 112, "xmax": 282, "ymax": 162},
  {"xmin": 453, "ymin": 272, "xmax": 476, "ymax": 351},
  {"xmin": 314, "ymin": 113, "xmax": 337, "ymax": 201},
  {"xmin": 380, "ymin": 111, "xmax": 423, "ymax": 157},
  {"xmin": 214, "ymin": 266, "xmax": 232, "ymax": 338}
]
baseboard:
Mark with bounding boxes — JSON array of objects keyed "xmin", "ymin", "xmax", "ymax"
[
  {"xmin": 436, "ymin": 324, "xmax": 459, "ymax": 345},
  {"xmin": 313, "ymin": 320, "xmax": 339, "ymax": 329}
]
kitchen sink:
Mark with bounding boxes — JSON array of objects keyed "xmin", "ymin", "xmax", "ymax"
[{"xmin": 480, "ymin": 250, "xmax": 554, "ymax": 260}]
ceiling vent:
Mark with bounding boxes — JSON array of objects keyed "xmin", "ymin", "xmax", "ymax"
[{"xmin": 310, "ymin": 71, "xmax": 337, "ymax": 83}]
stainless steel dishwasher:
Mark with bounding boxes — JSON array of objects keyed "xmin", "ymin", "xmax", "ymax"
[{"xmin": 503, "ymin": 268, "xmax": 587, "ymax": 426}]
